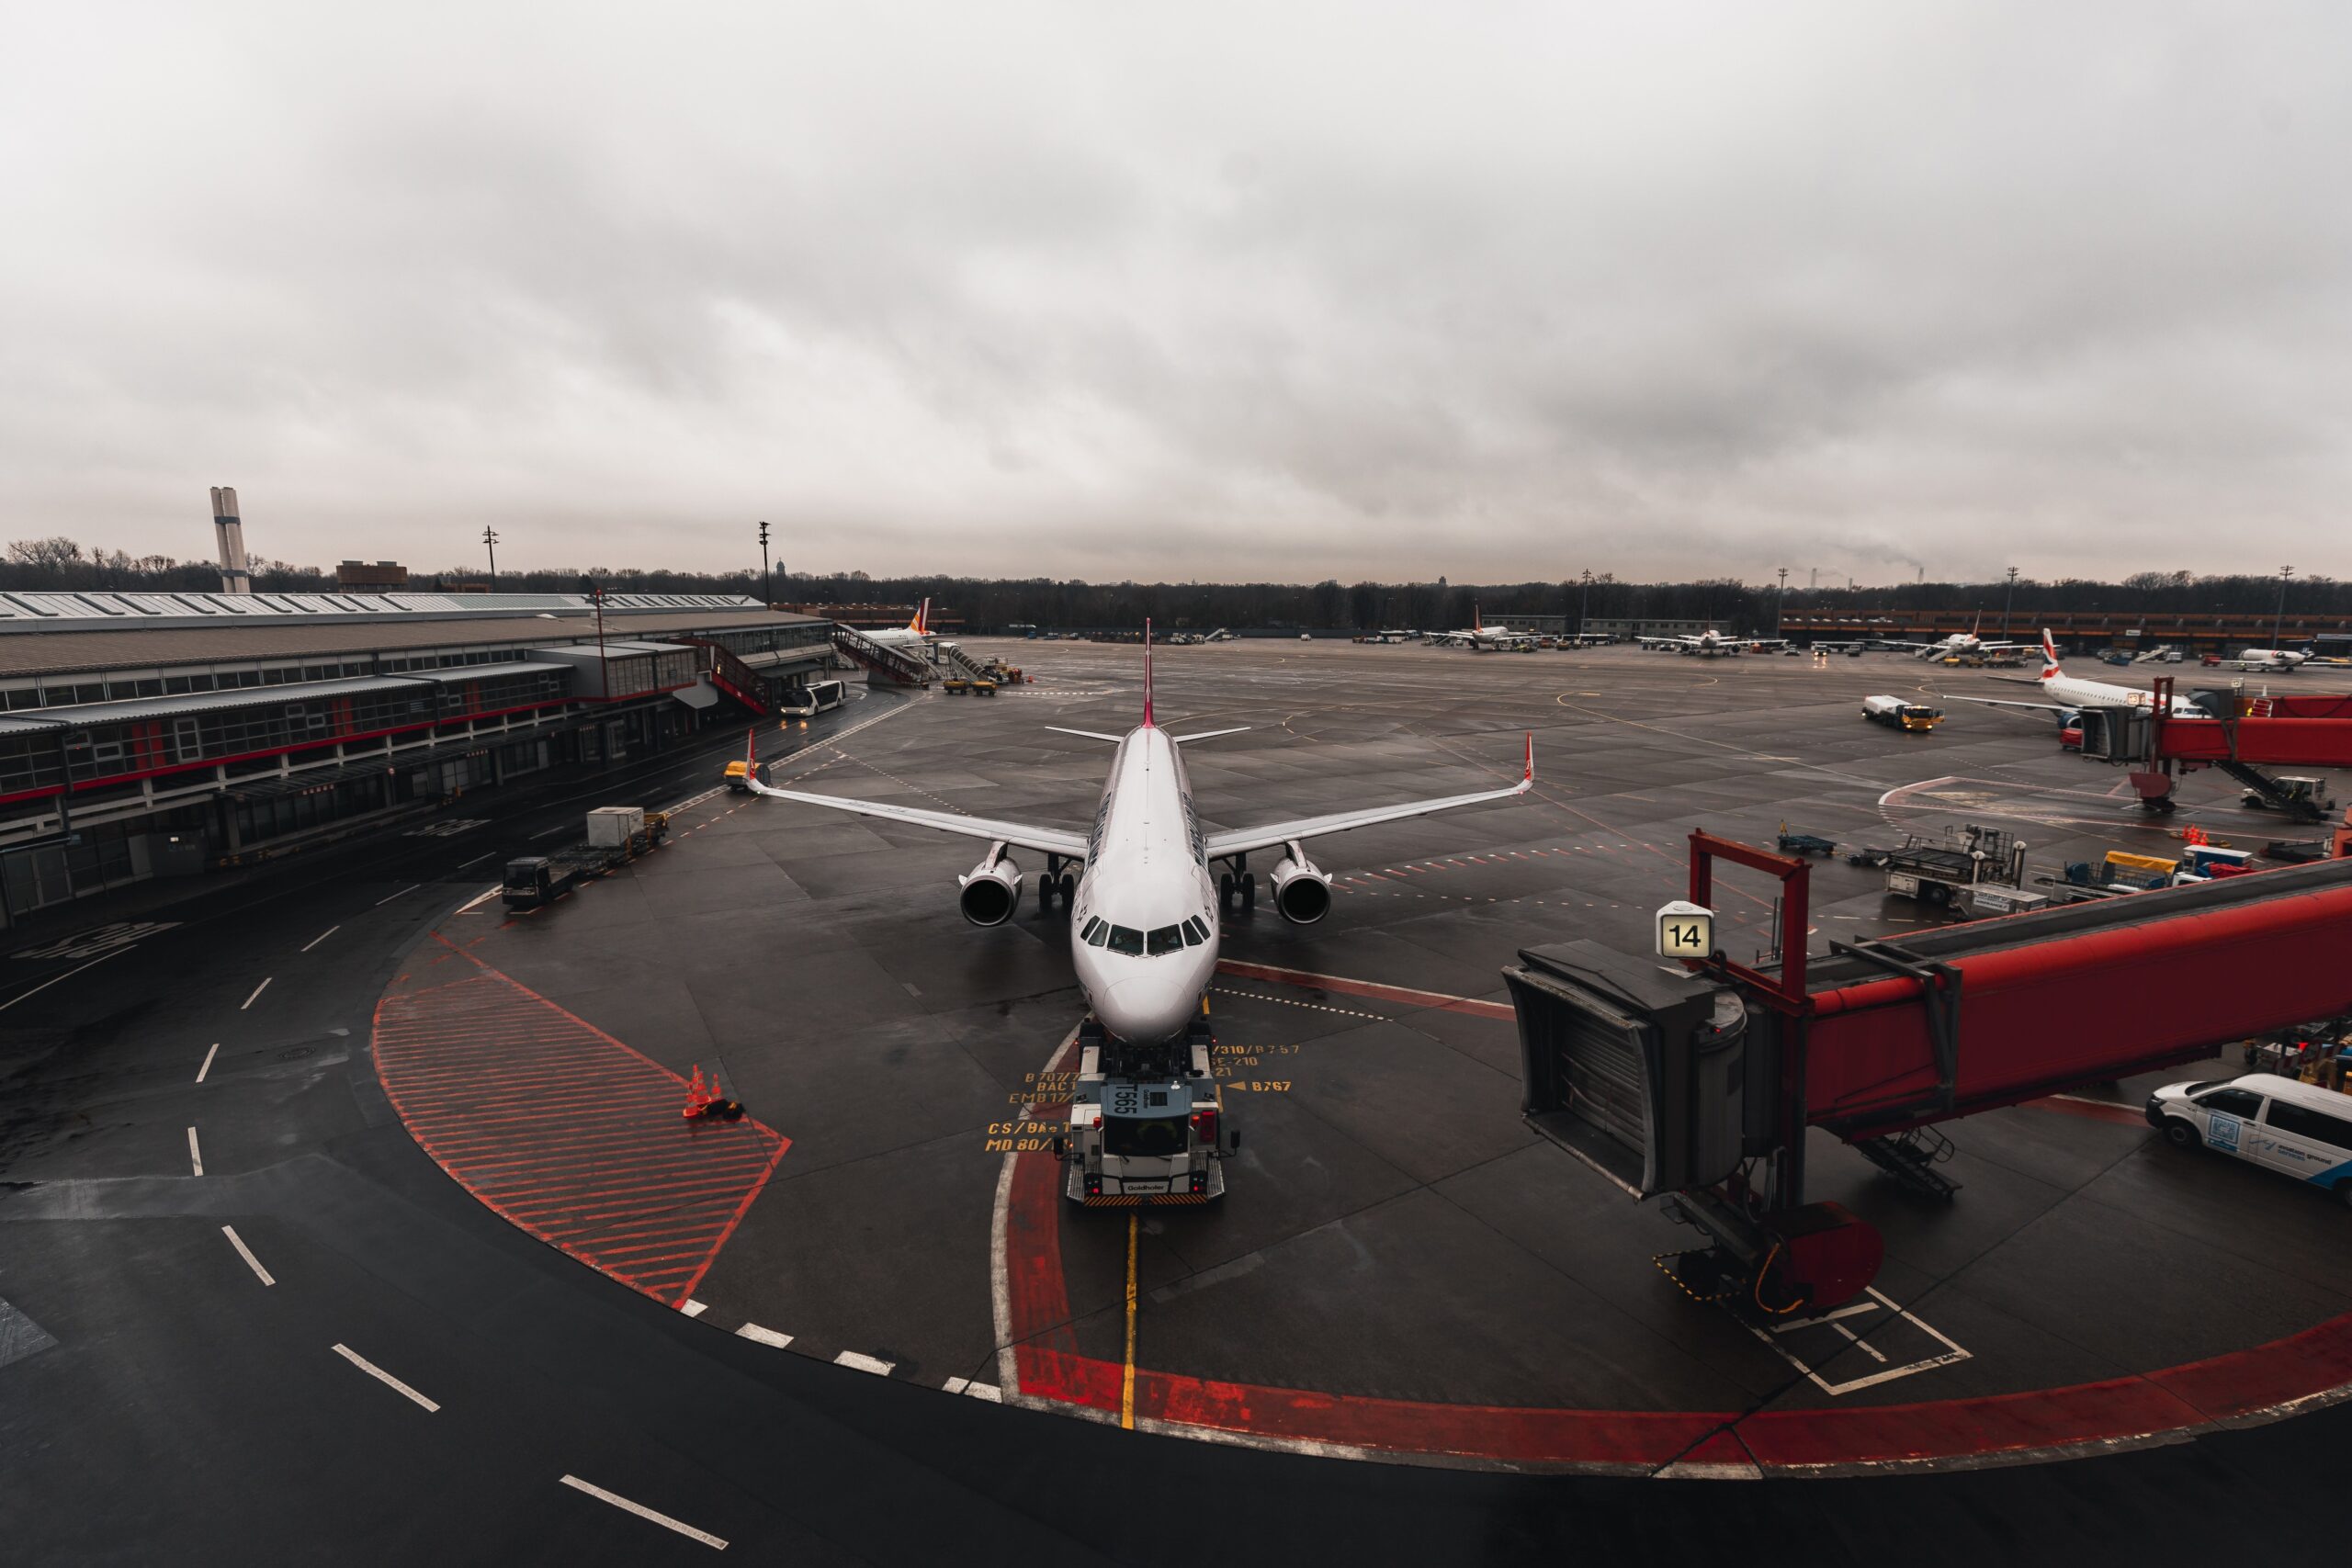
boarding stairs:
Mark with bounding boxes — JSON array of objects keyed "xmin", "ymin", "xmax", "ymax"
[
  {"xmin": 831, "ymin": 624, "xmax": 932, "ymax": 687},
  {"xmin": 662, "ymin": 636, "xmax": 770, "ymax": 715},
  {"xmin": 935, "ymin": 640, "xmax": 993, "ymax": 682},
  {"xmin": 2217, "ymin": 758, "xmax": 2332, "ymax": 822}
]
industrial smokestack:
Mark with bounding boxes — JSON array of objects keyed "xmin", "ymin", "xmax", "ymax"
[{"xmin": 209, "ymin": 486, "xmax": 253, "ymax": 593}]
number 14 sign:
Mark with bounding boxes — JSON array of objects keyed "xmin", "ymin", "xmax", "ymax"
[{"xmin": 1656, "ymin": 899, "xmax": 1714, "ymax": 961}]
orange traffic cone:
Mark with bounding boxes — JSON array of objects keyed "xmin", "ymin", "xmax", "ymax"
[{"xmin": 683, "ymin": 1065, "xmax": 708, "ymax": 1118}]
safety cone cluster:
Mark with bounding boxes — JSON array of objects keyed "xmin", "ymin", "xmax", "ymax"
[{"xmin": 682, "ymin": 1065, "xmax": 745, "ymax": 1122}]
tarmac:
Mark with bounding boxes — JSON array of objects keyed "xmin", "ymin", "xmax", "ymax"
[
  {"xmin": 382, "ymin": 638, "xmax": 2352, "ymax": 1473},
  {"xmin": 6, "ymin": 637, "xmax": 2351, "ymax": 1562}
]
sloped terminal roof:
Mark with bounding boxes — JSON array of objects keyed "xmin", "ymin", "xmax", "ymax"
[{"xmin": 0, "ymin": 593, "xmax": 826, "ymax": 678}]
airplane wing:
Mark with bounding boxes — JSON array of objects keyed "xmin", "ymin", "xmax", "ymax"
[
  {"xmin": 1634, "ymin": 636, "xmax": 1690, "ymax": 648},
  {"xmin": 748, "ymin": 778, "xmax": 1090, "ymax": 858},
  {"xmin": 1171, "ymin": 728, "xmax": 1250, "ymax": 744},
  {"xmin": 1939, "ymin": 694, "xmax": 2070, "ymax": 715},
  {"xmin": 1202, "ymin": 736, "xmax": 1532, "ymax": 858}
]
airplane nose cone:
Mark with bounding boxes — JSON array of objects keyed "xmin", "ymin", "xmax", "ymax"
[{"xmin": 1096, "ymin": 977, "xmax": 1185, "ymax": 1045}]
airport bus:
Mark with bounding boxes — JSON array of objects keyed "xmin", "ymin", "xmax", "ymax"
[{"xmin": 780, "ymin": 679, "xmax": 847, "ymax": 718}]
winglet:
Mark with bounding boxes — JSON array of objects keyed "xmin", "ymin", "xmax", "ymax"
[
  {"xmin": 1519, "ymin": 731, "xmax": 1534, "ymax": 790},
  {"xmin": 746, "ymin": 725, "xmax": 758, "ymax": 776},
  {"xmin": 1142, "ymin": 618, "xmax": 1154, "ymax": 728}
]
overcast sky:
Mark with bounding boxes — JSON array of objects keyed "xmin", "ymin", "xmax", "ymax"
[{"xmin": 5, "ymin": 3, "xmax": 2346, "ymax": 585}]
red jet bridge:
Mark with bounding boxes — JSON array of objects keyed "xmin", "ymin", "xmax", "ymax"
[
  {"xmin": 2077, "ymin": 676, "xmax": 2352, "ymax": 818},
  {"xmin": 1505, "ymin": 835, "xmax": 2352, "ymax": 1314}
]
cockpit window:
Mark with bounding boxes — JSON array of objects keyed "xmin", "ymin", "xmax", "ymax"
[
  {"xmin": 1181, "ymin": 917, "xmax": 1207, "ymax": 946},
  {"xmin": 1104, "ymin": 925, "xmax": 1144, "ymax": 956},
  {"xmin": 1147, "ymin": 924, "xmax": 1185, "ymax": 956},
  {"xmin": 1082, "ymin": 918, "xmax": 1109, "ymax": 947}
]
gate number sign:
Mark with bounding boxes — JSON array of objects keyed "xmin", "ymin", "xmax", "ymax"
[{"xmin": 1656, "ymin": 899, "xmax": 1714, "ymax": 960}]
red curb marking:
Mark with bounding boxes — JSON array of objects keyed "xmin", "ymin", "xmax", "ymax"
[
  {"xmin": 1213, "ymin": 959, "xmax": 1515, "ymax": 1021},
  {"xmin": 1005, "ymin": 970, "xmax": 2352, "ymax": 1471}
]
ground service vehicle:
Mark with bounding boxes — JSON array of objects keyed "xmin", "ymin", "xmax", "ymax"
[
  {"xmin": 1057, "ymin": 1019, "xmax": 1238, "ymax": 1204},
  {"xmin": 2147, "ymin": 1074, "xmax": 2352, "ymax": 1206},
  {"xmin": 1862, "ymin": 695, "xmax": 1943, "ymax": 732},
  {"xmin": 1882, "ymin": 824, "xmax": 2027, "ymax": 908},
  {"xmin": 723, "ymin": 758, "xmax": 766, "ymax": 793},
  {"xmin": 503, "ymin": 808, "xmax": 669, "ymax": 908},
  {"xmin": 779, "ymin": 679, "xmax": 846, "ymax": 717}
]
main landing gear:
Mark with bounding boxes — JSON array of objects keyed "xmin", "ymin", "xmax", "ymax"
[
  {"xmin": 1038, "ymin": 854, "xmax": 1078, "ymax": 916},
  {"xmin": 1217, "ymin": 856, "xmax": 1255, "ymax": 915}
]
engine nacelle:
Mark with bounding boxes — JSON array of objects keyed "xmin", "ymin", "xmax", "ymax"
[
  {"xmin": 958, "ymin": 852, "xmax": 1021, "ymax": 927},
  {"xmin": 1270, "ymin": 850, "xmax": 1333, "ymax": 925}
]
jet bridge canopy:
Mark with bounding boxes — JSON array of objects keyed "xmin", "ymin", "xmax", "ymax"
[{"xmin": 1509, "ymin": 845, "xmax": 2352, "ymax": 1194}]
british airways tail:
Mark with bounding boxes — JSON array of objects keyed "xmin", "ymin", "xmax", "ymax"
[{"xmin": 2040, "ymin": 628, "xmax": 2062, "ymax": 678}]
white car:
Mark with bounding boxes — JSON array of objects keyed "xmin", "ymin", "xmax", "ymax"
[{"xmin": 2146, "ymin": 1073, "xmax": 2352, "ymax": 1206}]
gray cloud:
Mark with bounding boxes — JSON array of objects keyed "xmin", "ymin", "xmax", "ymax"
[{"xmin": 5, "ymin": 2, "xmax": 2347, "ymax": 583}]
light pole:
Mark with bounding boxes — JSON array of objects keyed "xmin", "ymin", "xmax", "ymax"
[
  {"xmin": 2002, "ymin": 566, "xmax": 2018, "ymax": 639},
  {"xmin": 1775, "ymin": 566, "xmax": 1788, "ymax": 637},
  {"xmin": 758, "ymin": 520, "xmax": 772, "ymax": 607},
  {"xmin": 2276, "ymin": 566, "xmax": 2293, "ymax": 649},
  {"xmin": 482, "ymin": 525, "xmax": 498, "ymax": 588},
  {"xmin": 1578, "ymin": 569, "xmax": 1593, "ymax": 638}
]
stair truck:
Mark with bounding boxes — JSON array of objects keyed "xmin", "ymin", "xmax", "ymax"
[{"xmin": 1055, "ymin": 1013, "xmax": 1240, "ymax": 1204}]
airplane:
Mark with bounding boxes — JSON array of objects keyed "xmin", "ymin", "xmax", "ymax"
[
  {"xmin": 1941, "ymin": 629, "xmax": 2213, "ymax": 723},
  {"xmin": 1635, "ymin": 629, "xmax": 1786, "ymax": 657},
  {"xmin": 745, "ymin": 623, "xmax": 1533, "ymax": 1050},
  {"xmin": 859, "ymin": 598, "xmax": 934, "ymax": 649},
  {"xmin": 1426, "ymin": 605, "xmax": 1541, "ymax": 650},
  {"xmin": 1873, "ymin": 615, "xmax": 2030, "ymax": 661},
  {"xmin": 2222, "ymin": 647, "xmax": 2310, "ymax": 673}
]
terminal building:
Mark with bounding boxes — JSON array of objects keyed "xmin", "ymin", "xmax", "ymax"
[{"xmin": 0, "ymin": 590, "xmax": 834, "ymax": 922}]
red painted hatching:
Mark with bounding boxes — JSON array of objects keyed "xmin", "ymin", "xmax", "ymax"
[{"xmin": 373, "ymin": 934, "xmax": 787, "ymax": 1306}]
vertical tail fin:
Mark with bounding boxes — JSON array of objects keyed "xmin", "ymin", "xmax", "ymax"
[
  {"xmin": 2040, "ymin": 628, "xmax": 2061, "ymax": 676},
  {"xmin": 1474, "ymin": 602, "xmax": 1482, "ymax": 632},
  {"xmin": 745, "ymin": 726, "xmax": 758, "ymax": 776},
  {"xmin": 1142, "ymin": 618, "xmax": 1154, "ymax": 727},
  {"xmin": 911, "ymin": 597, "xmax": 930, "ymax": 637}
]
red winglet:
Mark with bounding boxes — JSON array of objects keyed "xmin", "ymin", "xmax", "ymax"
[{"xmin": 1142, "ymin": 618, "xmax": 1155, "ymax": 727}]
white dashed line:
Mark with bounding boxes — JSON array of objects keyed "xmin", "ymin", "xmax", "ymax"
[
  {"xmin": 187, "ymin": 1126, "xmax": 204, "ymax": 1176},
  {"xmin": 679, "ymin": 1299, "xmax": 708, "ymax": 1318},
  {"xmin": 454, "ymin": 886, "xmax": 502, "ymax": 915},
  {"xmin": 299, "ymin": 924, "xmax": 340, "ymax": 953},
  {"xmin": 559, "ymin": 1476, "xmax": 728, "ymax": 1551},
  {"xmin": 0, "ymin": 945, "xmax": 139, "ymax": 1014},
  {"xmin": 736, "ymin": 1323, "xmax": 793, "ymax": 1348},
  {"xmin": 196, "ymin": 1042, "xmax": 219, "ymax": 1084},
  {"xmin": 834, "ymin": 1350, "xmax": 895, "ymax": 1376},
  {"xmin": 221, "ymin": 1225, "xmax": 274, "ymax": 1286},
  {"xmin": 374, "ymin": 884, "xmax": 422, "ymax": 907},
  {"xmin": 333, "ymin": 1344, "xmax": 440, "ymax": 1412},
  {"xmin": 240, "ymin": 977, "xmax": 271, "ymax": 1010},
  {"xmin": 944, "ymin": 1377, "xmax": 1002, "ymax": 1402},
  {"xmin": 456, "ymin": 852, "xmax": 497, "ymax": 868},
  {"xmin": 1210, "ymin": 986, "xmax": 1384, "ymax": 1021}
]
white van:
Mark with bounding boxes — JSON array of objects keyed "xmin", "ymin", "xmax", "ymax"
[{"xmin": 2146, "ymin": 1074, "xmax": 2352, "ymax": 1206}]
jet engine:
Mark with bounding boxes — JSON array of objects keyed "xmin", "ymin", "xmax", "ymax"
[
  {"xmin": 958, "ymin": 846, "xmax": 1022, "ymax": 927},
  {"xmin": 1269, "ymin": 843, "xmax": 1333, "ymax": 925}
]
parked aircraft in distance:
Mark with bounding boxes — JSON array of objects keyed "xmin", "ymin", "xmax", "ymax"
[
  {"xmin": 1636, "ymin": 629, "xmax": 1785, "ymax": 657},
  {"xmin": 2223, "ymin": 647, "xmax": 2310, "ymax": 672},
  {"xmin": 1874, "ymin": 615, "xmax": 2030, "ymax": 661},
  {"xmin": 1427, "ymin": 606, "xmax": 1540, "ymax": 649},
  {"xmin": 747, "ymin": 623, "xmax": 1534, "ymax": 1050},
  {"xmin": 860, "ymin": 598, "xmax": 934, "ymax": 649}
]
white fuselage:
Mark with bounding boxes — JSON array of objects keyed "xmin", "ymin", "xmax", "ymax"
[
  {"xmin": 2037, "ymin": 667, "xmax": 2199, "ymax": 716},
  {"xmin": 863, "ymin": 626, "xmax": 929, "ymax": 649},
  {"xmin": 2235, "ymin": 649, "xmax": 2307, "ymax": 670},
  {"xmin": 1068, "ymin": 727, "xmax": 1221, "ymax": 1045}
]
